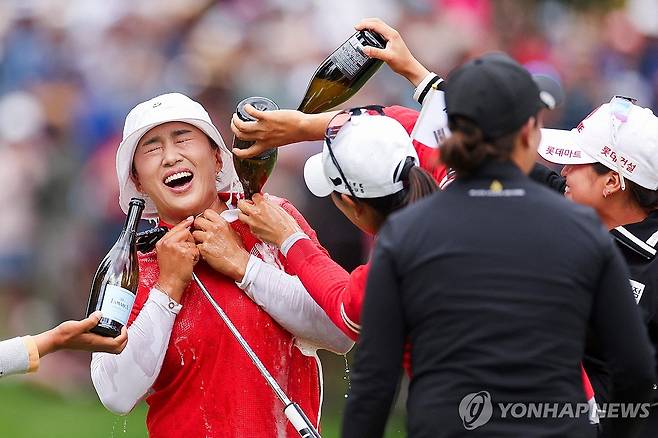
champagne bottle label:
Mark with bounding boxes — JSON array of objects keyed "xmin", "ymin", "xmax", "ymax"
[
  {"xmin": 100, "ymin": 284, "xmax": 136, "ymax": 326},
  {"xmin": 330, "ymin": 34, "xmax": 369, "ymax": 80}
]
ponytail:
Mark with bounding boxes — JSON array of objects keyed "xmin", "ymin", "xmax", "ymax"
[
  {"xmin": 440, "ymin": 116, "xmax": 518, "ymax": 177},
  {"xmin": 356, "ymin": 160, "xmax": 437, "ymax": 220},
  {"xmin": 403, "ymin": 166, "xmax": 438, "ymax": 205}
]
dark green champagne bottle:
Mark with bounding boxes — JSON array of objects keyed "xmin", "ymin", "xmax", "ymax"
[
  {"xmin": 86, "ymin": 198, "xmax": 144, "ymax": 337},
  {"xmin": 297, "ymin": 30, "xmax": 387, "ymax": 114},
  {"xmin": 232, "ymin": 97, "xmax": 279, "ymax": 200}
]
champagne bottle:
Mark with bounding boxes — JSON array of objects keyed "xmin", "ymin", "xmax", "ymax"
[
  {"xmin": 86, "ymin": 198, "xmax": 145, "ymax": 337},
  {"xmin": 232, "ymin": 97, "xmax": 279, "ymax": 200},
  {"xmin": 297, "ymin": 30, "xmax": 387, "ymax": 114}
]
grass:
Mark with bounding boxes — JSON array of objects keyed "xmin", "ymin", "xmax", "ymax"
[
  {"xmin": 0, "ymin": 380, "xmax": 148, "ymax": 438},
  {"xmin": 0, "ymin": 374, "xmax": 406, "ymax": 437}
]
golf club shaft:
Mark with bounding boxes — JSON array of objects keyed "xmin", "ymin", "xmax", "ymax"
[{"xmin": 192, "ymin": 273, "xmax": 321, "ymax": 438}]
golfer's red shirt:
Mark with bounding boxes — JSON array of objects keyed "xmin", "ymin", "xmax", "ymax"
[{"xmin": 128, "ymin": 197, "xmax": 325, "ymax": 438}]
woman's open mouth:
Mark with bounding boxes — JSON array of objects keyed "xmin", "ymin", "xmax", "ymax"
[{"xmin": 162, "ymin": 169, "xmax": 194, "ymax": 193}]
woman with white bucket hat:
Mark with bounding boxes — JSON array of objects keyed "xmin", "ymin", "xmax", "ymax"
[{"xmin": 90, "ymin": 92, "xmax": 353, "ymax": 437}]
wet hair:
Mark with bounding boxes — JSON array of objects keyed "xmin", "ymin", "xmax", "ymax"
[
  {"xmin": 337, "ymin": 158, "xmax": 438, "ymax": 220},
  {"xmin": 439, "ymin": 115, "xmax": 526, "ymax": 177},
  {"xmin": 591, "ymin": 162, "xmax": 658, "ymax": 212}
]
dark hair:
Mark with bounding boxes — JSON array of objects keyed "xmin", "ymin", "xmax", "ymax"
[
  {"xmin": 591, "ymin": 162, "xmax": 658, "ymax": 212},
  {"xmin": 208, "ymin": 136, "xmax": 220, "ymax": 150},
  {"xmin": 440, "ymin": 116, "xmax": 522, "ymax": 177},
  {"xmin": 338, "ymin": 161, "xmax": 437, "ymax": 221}
]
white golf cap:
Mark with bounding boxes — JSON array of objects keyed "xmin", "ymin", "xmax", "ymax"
[
  {"xmin": 116, "ymin": 93, "xmax": 238, "ymax": 219},
  {"xmin": 303, "ymin": 114, "xmax": 419, "ymax": 198},
  {"xmin": 538, "ymin": 102, "xmax": 658, "ymax": 190},
  {"xmin": 537, "ymin": 128, "xmax": 598, "ymax": 165}
]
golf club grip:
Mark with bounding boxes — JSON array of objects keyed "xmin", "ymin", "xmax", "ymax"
[
  {"xmin": 136, "ymin": 226, "xmax": 168, "ymax": 253},
  {"xmin": 284, "ymin": 403, "xmax": 322, "ymax": 438}
]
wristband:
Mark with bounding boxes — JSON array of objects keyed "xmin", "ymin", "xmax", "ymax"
[{"xmin": 280, "ymin": 232, "xmax": 310, "ymax": 257}]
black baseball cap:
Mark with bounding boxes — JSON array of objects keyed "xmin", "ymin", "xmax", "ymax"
[{"xmin": 445, "ymin": 52, "xmax": 562, "ymax": 140}]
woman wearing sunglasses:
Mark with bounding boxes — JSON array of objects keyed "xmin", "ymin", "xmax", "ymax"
[
  {"xmin": 536, "ymin": 97, "xmax": 658, "ymax": 438},
  {"xmin": 341, "ymin": 53, "xmax": 654, "ymax": 438},
  {"xmin": 238, "ymin": 108, "xmax": 437, "ymax": 349}
]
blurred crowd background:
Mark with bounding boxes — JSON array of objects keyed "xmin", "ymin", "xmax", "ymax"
[{"xmin": 0, "ymin": 0, "xmax": 657, "ymax": 435}]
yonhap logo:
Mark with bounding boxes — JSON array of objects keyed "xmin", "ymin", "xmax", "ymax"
[
  {"xmin": 457, "ymin": 389, "xmax": 648, "ymax": 431},
  {"xmin": 459, "ymin": 391, "xmax": 493, "ymax": 430}
]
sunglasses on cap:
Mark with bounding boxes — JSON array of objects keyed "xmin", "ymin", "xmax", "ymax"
[
  {"xmin": 324, "ymin": 105, "xmax": 386, "ymax": 199},
  {"xmin": 609, "ymin": 95, "xmax": 637, "ymax": 191}
]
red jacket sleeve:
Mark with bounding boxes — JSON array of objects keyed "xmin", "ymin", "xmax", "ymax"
[{"xmin": 285, "ymin": 237, "xmax": 368, "ymax": 341}]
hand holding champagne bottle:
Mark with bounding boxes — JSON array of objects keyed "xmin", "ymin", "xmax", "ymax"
[
  {"xmin": 354, "ymin": 18, "xmax": 431, "ymax": 87},
  {"xmin": 86, "ymin": 198, "xmax": 145, "ymax": 337},
  {"xmin": 232, "ymin": 97, "xmax": 279, "ymax": 199},
  {"xmin": 231, "ymin": 107, "xmax": 330, "ymax": 158},
  {"xmin": 230, "ymin": 19, "xmax": 424, "ymax": 159},
  {"xmin": 34, "ymin": 312, "xmax": 128, "ymax": 356},
  {"xmin": 297, "ymin": 27, "xmax": 387, "ymax": 114}
]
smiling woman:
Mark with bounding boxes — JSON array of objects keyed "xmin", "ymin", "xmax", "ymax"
[
  {"xmin": 132, "ymin": 122, "xmax": 225, "ymax": 226},
  {"xmin": 536, "ymin": 100, "xmax": 658, "ymax": 436},
  {"xmin": 90, "ymin": 93, "xmax": 353, "ymax": 438}
]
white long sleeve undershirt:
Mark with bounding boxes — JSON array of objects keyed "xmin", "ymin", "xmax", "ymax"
[
  {"xmin": 91, "ymin": 288, "xmax": 179, "ymax": 415},
  {"xmin": 0, "ymin": 336, "xmax": 37, "ymax": 378},
  {"xmin": 91, "ymin": 258, "xmax": 353, "ymax": 415},
  {"xmin": 236, "ymin": 255, "xmax": 354, "ymax": 355}
]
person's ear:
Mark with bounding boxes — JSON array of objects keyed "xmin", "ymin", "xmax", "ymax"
[
  {"xmin": 340, "ymin": 193, "xmax": 364, "ymax": 215},
  {"xmin": 518, "ymin": 117, "xmax": 538, "ymax": 150},
  {"xmin": 130, "ymin": 171, "xmax": 144, "ymax": 193},
  {"xmin": 603, "ymin": 171, "xmax": 623, "ymax": 196},
  {"xmin": 214, "ymin": 148, "xmax": 223, "ymax": 174}
]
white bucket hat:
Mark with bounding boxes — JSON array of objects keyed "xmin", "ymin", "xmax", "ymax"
[
  {"xmin": 538, "ymin": 100, "xmax": 658, "ymax": 190},
  {"xmin": 116, "ymin": 93, "xmax": 239, "ymax": 219},
  {"xmin": 303, "ymin": 113, "xmax": 419, "ymax": 198}
]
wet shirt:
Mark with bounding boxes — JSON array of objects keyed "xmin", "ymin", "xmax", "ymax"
[
  {"xmin": 343, "ymin": 161, "xmax": 654, "ymax": 438},
  {"xmin": 128, "ymin": 198, "xmax": 323, "ymax": 438}
]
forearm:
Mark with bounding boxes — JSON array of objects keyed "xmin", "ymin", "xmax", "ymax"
[
  {"xmin": 299, "ymin": 111, "xmax": 338, "ymax": 142},
  {"xmin": 237, "ymin": 255, "xmax": 353, "ymax": 354},
  {"xmin": 0, "ymin": 336, "xmax": 39, "ymax": 378},
  {"xmin": 284, "ymin": 237, "xmax": 360, "ymax": 339},
  {"xmin": 91, "ymin": 289, "xmax": 180, "ymax": 414},
  {"xmin": 403, "ymin": 59, "xmax": 431, "ymax": 88}
]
